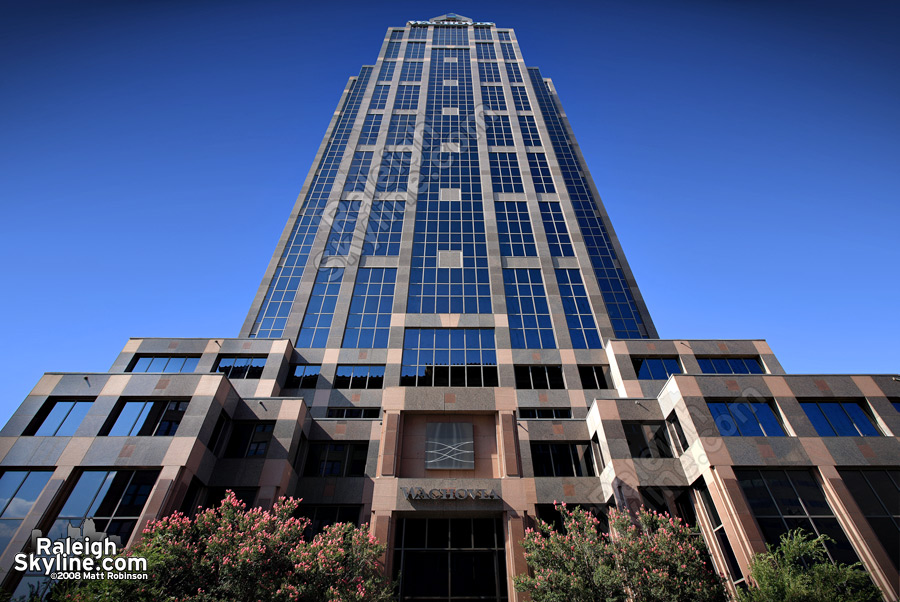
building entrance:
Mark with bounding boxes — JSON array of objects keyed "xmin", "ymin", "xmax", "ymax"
[{"xmin": 394, "ymin": 517, "xmax": 508, "ymax": 602}]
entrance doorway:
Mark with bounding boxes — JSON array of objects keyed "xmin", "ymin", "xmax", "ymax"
[{"xmin": 394, "ymin": 517, "xmax": 508, "ymax": 602}]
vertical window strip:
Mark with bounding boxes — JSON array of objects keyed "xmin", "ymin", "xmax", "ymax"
[
  {"xmin": 322, "ymin": 201, "xmax": 361, "ymax": 256},
  {"xmin": 511, "ymin": 86, "xmax": 531, "ymax": 111},
  {"xmin": 476, "ymin": 43, "xmax": 496, "ymax": 60},
  {"xmin": 250, "ymin": 67, "xmax": 372, "ymax": 338},
  {"xmin": 393, "ymin": 85, "xmax": 420, "ymax": 110},
  {"xmin": 368, "ymin": 85, "xmax": 390, "ymax": 110},
  {"xmin": 556, "ymin": 269, "xmax": 603, "ymax": 348},
  {"xmin": 495, "ymin": 201, "xmax": 537, "ymax": 256},
  {"xmin": 489, "ymin": 152, "xmax": 525, "ymax": 193},
  {"xmin": 478, "ymin": 62, "xmax": 502, "ymax": 83},
  {"xmin": 399, "ymin": 61, "xmax": 423, "ymax": 82},
  {"xmin": 405, "ymin": 42, "xmax": 426, "ymax": 59},
  {"xmin": 385, "ymin": 41, "xmax": 401, "ymax": 59},
  {"xmin": 518, "ymin": 115, "xmax": 542, "ymax": 146},
  {"xmin": 501, "ymin": 43, "xmax": 516, "ymax": 60},
  {"xmin": 298, "ymin": 268, "xmax": 344, "ymax": 348},
  {"xmin": 342, "ymin": 268, "xmax": 396, "ymax": 349},
  {"xmin": 505, "ymin": 63, "xmax": 523, "ymax": 83},
  {"xmin": 358, "ymin": 114, "xmax": 382, "ymax": 145},
  {"xmin": 363, "ymin": 200, "xmax": 405, "ymax": 256},
  {"xmin": 378, "ymin": 61, "xmax": 396, "ymax": 82},
  {"xmin": 529, "ymin": 67, "xmax": 647, "ymax": 339},
  {"xmin": 481, "ymin": 86, "xmax": 507, "ymax": 110},
  {"xmin": 376, "ymin": 152, "xmax": 412, "ymax": 192},
  {"xmin": 528, "ymin": 153, "xmax": 555, "ymax": 193},
  {"xmin": 342, "ymin": 152, "xmax": 373, "ymax": 193},
  {"xmin": 503, "ymin": 269, "xmax": 556, "ymax": 349},
  {"xmin": 539, "ymin": 202, "xmax": 574, "ymax": 256},
  {"xmin": 385, "ymin": 115, "xmax": 416, "ymax": 145},
  {"xmin": 485, "ymin": 115, "xmax": 514, "ymax": 146}
]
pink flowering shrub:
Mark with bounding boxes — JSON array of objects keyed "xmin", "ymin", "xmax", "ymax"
[
  {"xmin": 514, "ymin": 503, "xmax": 727, "ymax": 602},
  {"xmin": 60, "ymin": 491, "xmax": 393, "ymax": 602}
]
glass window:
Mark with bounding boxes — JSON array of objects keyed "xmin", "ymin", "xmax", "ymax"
[
  {"xmin": 475, "ymin": 43, "xmax": 496, "ymax": 60},
  {"xmin": 478, "ymin": 61, "xmax": 501, "ymax": 83},
  {"xmin": 390, "ymin": 30, "xmax": 404, "ymax": 40},
  {"xmin": 513, "ymin": 366, "xmax": 565, "ymax": 390},
  {"xmin": 495, "ymin": 202, "xmax": 536, "ymax": 257},
  {"xmin": 489, "ymin": 152, "xmax": 524, "ymax": 193},
  {"xmin": 484, "ymin": 114, "xmax": 514, "ymax": 146},
  {"xmin": 503, "ymin": 269, "xmax": 555, "ymax": 349},
  {"xmin": 531, "ymin": 443, "xmax": 595, "ymax": 477},
  {"xmin": 342, "ymin": 268, "xmax": 395, "ymax": 349},
  {"xmin": 708, "ymin": 401, "xmax": 785, "ymax": 437},
  {"xmin": 433, "ymin": 25, "xmax": 467, "ymax": 46},
  {"xmin": 342, "ymin": 153, "xmax": 373, "ymax": 193},
  {"xmin": 527, "ymin": 153, "xmax": 554, "ymax": 193},
  {"xmin": 385, "ymin": 114, "xmax": 416, "ymax": 145},
  {"xmin": 409, "ymin": 25, "xmax": 428, "ymax": 40},
  {"xmin": 473, "ymin": 26, "xmax": 492, "ymax": 41},
  {"xmin": 385, "ymin": 41, "xmax": 401, "ymax": 59},
  {"xmin": 333, "ymin": 365, "xmax": 386, "ymax": 389},
  {"xmin": 285, "ymin": 364, "xmax": 320, "ymax": 389},
  {"xmin": 497, "ymin": 31, "xmax": 511, "ymax": 41},
  {"xmin": 405, "ymin": 42, "xmax": 426, "ymax": 59},
  {"xmin": 622, "ymin": 422, "xmax": 674, "ymax": 459},
  {"xmin": 518, "ymin": 408, "xmax": 571, "ymax": 419},
  {"xmin": 304, "ymin": 442, "xmax": 369, "ymax": 477},
  {"xmin": 399, "ymin": 61, "xmax": 423, "ymax": 82},
  {"xmin": 297, "ymin": 268, "xmax": 344, "ymax": 348},
  {"xmin": 368, "ymin": 85, "xmax": 390, "ymax": 110},
  {"xmin": 49, "ymin": 470, "xmax": 160, "ymax": 544},
  {"xmin": 555, "ymin": 269, "xmax": 602, "ymax": 349},
  {"xmin": 400, "ymin": 328, "xmax": 498, "ymax": 387},
  {"xmin": 25, "ymin": 400, "xmax": 92, "ymax": 436},
  {"xmin": 376, "ymin": 152, "xmax": 412, "ymax": 191},
  {"xmin": 363, "ymin": 200, "xmax": 405, "ymax": 256},
  {"xmin": 697, "ymin": 357, "xmax": 765, "ymax": 374},
  {"xmin": 0, "ymin": 471, "xmax": 53, "ymax": 552},
  {"xmin": 838, "ymin": 469, "xmax": 900, "ymax": 570},
  {"xmin": 297, "ymin": 504, "xmax": 361, "ymax": 537},
  {"xmin": 358, "ymin": 114, "xmax": 382, "ymax": 145},
  {"xmin": 539, "ymin": 202, "xmax": 573, "ymax": 256},
  {"xmin": 500, "ymin": 43, "xmax": 516, "ymax": 61},
  {"xmin": 519, "ymin": 115, "xmax": 541, "ymax": 147},
  {"xmin": 378, "ymin": 61, "xmax": 395, "ymax": 82},
  {"xmin": 102, "ymin": 400, "xmax": 187, "ymax": 437},
  {"xmin": 505, "ymin": 63, "xmax": 523, "ymax": 83},
  {"xmin": 225, "ymin": 421, "xmax": 275, "ymax": 458},
  {"xmin": 393, "ymin": 85, "xmax": 420, "ymax": 110},
  {"xmin": 633, "ymin": 357, "xmax": 682, "ymax": 380},
  {"xmin": 801, "ymin": 400, "xmax": 881, "ymax": 436},
  {"xmin": 735, "ymin": 469, "xmax": 861, "ymax": 565},
  {"xmin": 128, "ymin": 356, "xmax": 200, "ymax": 373},
  {"xmin": 510, "ymin": 86, "xmax": 530, "ymax": 111},
  {"xmin": 326, "ymin": 407, "xmax": 380, "ymax": 419},
  {"xmin": 481, "ymin": 86, "xmax": 506, "ymax": 110},
  {"xmin": 578, "ymin": 365, "xmax": 609, "ymax": 389},
  {"xmin": 214, "ymin": 356, "xmax": 266, "ymax": 379}
]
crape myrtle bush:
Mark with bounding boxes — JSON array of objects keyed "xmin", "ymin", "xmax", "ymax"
[
  {"xmin": 514, "ymin": 502, "xmax": 728, "ymax": 602},
  {"xmin": 736, "ymin": 529, "xmax": 881, "ymax": 602},
  {"xmin": 57, "ymin": 491, "xmax": 393, "ymax": 602}
]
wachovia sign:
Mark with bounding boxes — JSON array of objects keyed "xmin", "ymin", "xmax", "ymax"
[{"xmin": 402, "ymin": 486, "xmax": 500, "ymax": 500}]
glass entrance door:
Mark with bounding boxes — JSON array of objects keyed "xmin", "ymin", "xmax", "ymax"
[{"xmin": 394, "ymin": 517, "xmax": 508, "ymax": 602}]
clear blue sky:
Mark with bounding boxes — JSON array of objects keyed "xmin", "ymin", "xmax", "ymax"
[{"xmin": 1, "ymin": 0, "xmax": 898, "ymax": 426}]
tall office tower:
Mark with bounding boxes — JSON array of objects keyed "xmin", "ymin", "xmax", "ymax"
[{"xmin": 1, "ymin": 13, "xmax": 899, "ymax": 601}]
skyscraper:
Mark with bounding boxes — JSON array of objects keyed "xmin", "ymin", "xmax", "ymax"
[{"xmin": 1, "ymin": 13, "xmax": 898, "ymax": 601}]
